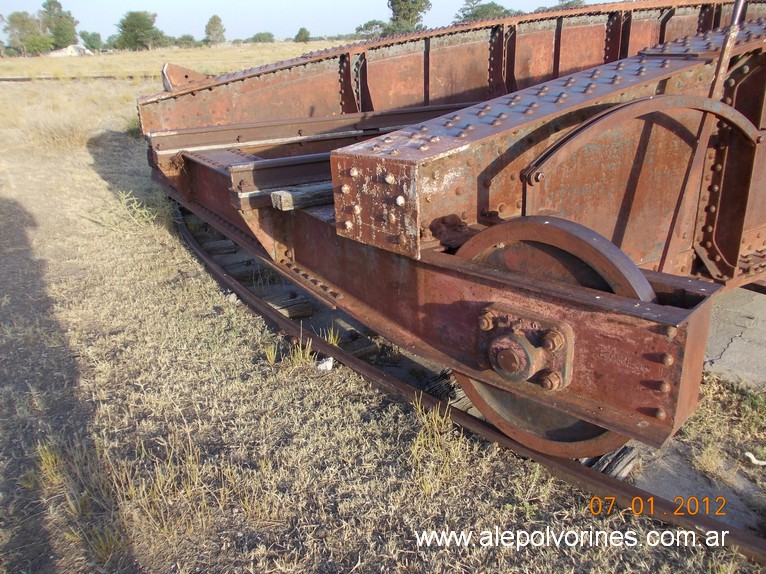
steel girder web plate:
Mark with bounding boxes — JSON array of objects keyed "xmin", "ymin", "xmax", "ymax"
[{"xmin": 454, "ymin": 216, "xmax": 657, "ymax": 458}]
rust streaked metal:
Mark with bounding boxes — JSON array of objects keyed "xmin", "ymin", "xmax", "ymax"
[{"xmin": 140, "ymin": 0, "xmax": 765, "ymax": 458}]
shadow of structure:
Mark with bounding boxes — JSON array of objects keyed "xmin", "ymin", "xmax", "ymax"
[{"xmin": 0, "ymin": 196, "xmax": 134, "ymax": 571}]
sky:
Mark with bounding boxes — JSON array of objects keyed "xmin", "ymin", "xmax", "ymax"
[{"xmin": 0, "ymin": 0, "xmax": 556, "ymax": 42}]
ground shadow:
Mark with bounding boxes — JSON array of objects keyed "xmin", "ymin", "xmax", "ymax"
[{"xmin": 0, "ymin": 195, "xmax": 135, "ymax": 571}]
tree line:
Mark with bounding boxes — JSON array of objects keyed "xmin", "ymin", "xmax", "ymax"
[{"xmin": 2, "ymin": 0, "xmax": 584, "ymax": 56}]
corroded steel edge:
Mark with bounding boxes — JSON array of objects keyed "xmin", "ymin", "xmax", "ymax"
[
  {"xmin": 174, "ymin": 203, "xmax": 766, "ymax": 565},
  {"xmin": 138, "ymin": 0, "xmax": 766, "ymax": 106}
]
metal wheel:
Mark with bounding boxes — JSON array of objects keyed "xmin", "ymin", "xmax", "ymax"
[{"xmin": 454, "ymin": 216, "xmax": 656, "ymax": 458}]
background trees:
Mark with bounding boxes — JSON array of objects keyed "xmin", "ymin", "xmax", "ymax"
[
  {"xmin": 204, "ymin": 15, "xmax": 226, "ymax": 45},
  {"xmin": 294, "ymin": 27, "xmax": 311, "ymax": 43},
  {"xmin": 388, "ymin": 0, "xmax": 432, "ymax": 31},
  {"xmin": 40, "ymin": 0, "xmax": 77, "ymax": 49},
  {"xmin": 78, "ymin": 30, "xmax": 102, "ymax": 51},
  {"xmin": 250, "ymin": 32, "xmax": 275, "ymax": 43},
  {"xmin": 3, "ymin": 11, "xmax": 48, "ymax": 55},
  {"xmin": 454, "ymin": 1, "xmax": 522, "ymax": 23},
  {"xmin": 114, "ymin": 11, "xmax": 167, "ymax": 50}
]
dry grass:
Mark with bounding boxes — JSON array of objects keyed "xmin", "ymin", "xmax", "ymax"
[
  {"xmin": 0, "ymin": 41, "xmax": 342, "ymax": 79},
  {"xmin": 0, "ymin": 71, "xmax": 763, "ymax": 573},
  {"xmin": 678, "ymin": 375, "xmax": 766, "ymax": 489}
]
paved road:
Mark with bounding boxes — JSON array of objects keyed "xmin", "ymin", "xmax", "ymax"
[{"xmin": 705, "ymin": 287, "xmax": 766, "ymax": 388}]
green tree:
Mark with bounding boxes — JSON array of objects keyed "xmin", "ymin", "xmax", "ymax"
[
  {"xmin": 115, "ymin": 11, "xmax": 165, "ymax": 50},
  {"xmin": 79, "ymin": 30, "xmax": 102, "ymax": 51},
  {"xmin": 387, "ymin": 0, "xmax": 432, "ymax": 30},
  {"xmin": 535, "ymin": 0, "xmax": 584, "ymax": 11},
  {"xmin": 176, "ymin": 34, "xmax": 198, "ymax": 48},
  {"xmin": 355, "ymin": 19, "xmax": 387, "ymax": 38},
  {"xmin": 294, "ymin": 27, "xmax": 310, "ymax": 42},
  {"xmin": 250, "ymin": 31, "xmax": 275, "ymax": 43},
  {"xmin": 25, "ymin": 33, "xmax": 54, "ymax": 54},
  {"xmin": 3, "ymin": 11, "xmax": 44, "ymax": 56},
  {"xmin": 454, "ymin": 1, "xmax": 521, "ymax": 23},
  {"xmin": 204, "ymin": 14, "xmax": 225, "ymax": 45},
  {"xmin": 40, "ymin": 0, "xmax": 77, "ymax": 49}
]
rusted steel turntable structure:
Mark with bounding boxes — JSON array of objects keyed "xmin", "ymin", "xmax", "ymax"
[{"xmin": 138, "ymin": 0, "xmax": 766, "ymax": 459}]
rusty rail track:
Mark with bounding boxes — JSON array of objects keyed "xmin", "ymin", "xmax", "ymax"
[{"xmin": 174, "ymin": 203, "xmax": 766, "ymax": 565}]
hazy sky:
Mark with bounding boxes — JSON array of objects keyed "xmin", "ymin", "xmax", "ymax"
[{"xmin": 0, "ymin": 0, "xmax": 557, "ymax": 41}]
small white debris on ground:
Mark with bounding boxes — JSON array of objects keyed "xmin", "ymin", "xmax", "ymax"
[
  {"xmin": 316, "ymin": 357, "xmax": 334, "ymax": 372},
  {"xmin": 745, "ymin": 451, "xmax": 766, "ymax": 466}
]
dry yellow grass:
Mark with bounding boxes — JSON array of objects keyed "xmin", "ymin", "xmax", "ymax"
[
  {"xmin": 0, "ymin": 69, "xmax": 763, "ymax": 572},
  {"xmin": 0, "ymin": 41, "xmax": 342, "ymax": 79}
]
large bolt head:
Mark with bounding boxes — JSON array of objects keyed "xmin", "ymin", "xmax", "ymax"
[
  {"xmin": 478, "ymin": 312, "xmax": 494, "ymax": 331},
  {"xmin": 541, "ymin": 329, "xmax": 565, "ymax": 352},
  {"xmin": 539, "ymin": 370, "xmax": 563, "ymax": 391},
  {"xmin": 496, "ymin": 349, "xmax": 522, "ymax": 374}
]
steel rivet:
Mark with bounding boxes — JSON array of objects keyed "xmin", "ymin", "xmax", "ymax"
[
  {"xmin": 539, "ymin": 370, "xmax": 563, "ymax": 391},
  {"xmin": 353, "ymin": 205, "xmax": 362, "ymax": 215},
  {"xmin": 461, "ymin": 211, "xmax": 469, "ymax": 220},
  {"xmin": 661, "ymin": 353, "xmax": 674, "ymax": 366},
  {"xmin": 541, "ymin": 330, "xmax": 565, "ymax": 352},
  {"xmin": 457, "ymin": 131, "xmax": 468, "ymax": 138},
  {"xmin": 395, "ymin": 195, "xmax": 406, "ymax": 206},
  {"xmin": 383, "ymin": 136, "xmax": 394, "ymax": 143},
  {"xmin": 349, "ymin": 167, "xmax": 359, "ymax": 177},
  {"xmin": 659, "ymin": 381, "xmax": 671, "ymax": 393},
  {"xmin": 478, "ymin": 312, "xmax": 494, "ymax": 331},
  {"xmin": 384, "ymin": 173, "xmax": 396, "ymax": 185},
  {"xmin": 341, "ymin": 184, "xmax": 351, "ymax": 194},
  {"xmin": 709, "ymin": 205, "xmax": 717, "ymax": 213},
  {"xmin": 387, "ymin": 212, "xmax": 396, "ymax": 224},
  {"xmin": 371, "ymin": 144, "xmax": 381, "ymax": 151},
  {"xmin": 419, "ymin": 144, "xmax": 430, "ymax": 151},
  {"xmin": 655, "ymin": 408, "xmax": 667, "ymax": 421},
  {"xmin": 389, "ymin": 149, "xmax": 400, "ymax": 156},
  {"xmin": 498, "ymin": 203, "xmax": 507, "ymax": 213},
  {"xmin": 343, "ymin": 221, "xmax": 353, "ymax": 230},
  {"xmin": 523, "ymin": 108, "xmax": 535, "ymax": 115},
  {"xmin": 419, "ymin": 125, "xmax": 429, "ymax": 132},
  {"xmin": 444, "ymin": 121, "xmax": 454, "ymax": 127},
  {"xmin": 665, "ymin": 325, "xmax": 678, "ymax": 338},
  {"xmin": 430, "ymin": 135, "xmax": 440, "ymax": 142}
]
